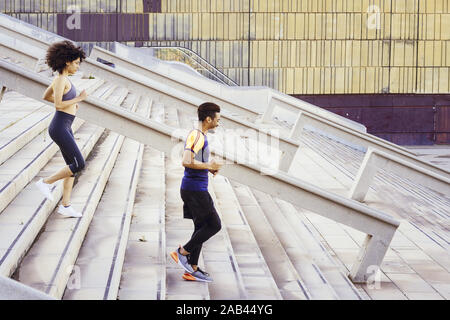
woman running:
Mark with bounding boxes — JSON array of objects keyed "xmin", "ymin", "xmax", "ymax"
[{"xmin": 35, "ymin": 40, "xmax": 88, "ymax": 218}]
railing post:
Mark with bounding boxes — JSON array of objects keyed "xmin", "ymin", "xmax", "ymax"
[
  {"xmin": 289, "ymin": 111, "xmax": 307, "ymax": 140},
  {"xmin": 348, "ymin": 228, "xmax": 396, "ymax": 283},
  {"xmin": 278, "ymin": 148, "xmax": 297, "ymax": 173},
  {"xmin": 0, "ymin": 86, "xmax": 6, "ymax": 103},
  {"xmin": 261, "ymin": 97, "xmax": 276, "ymax": 123},
  {"xmin": 348, "ymin": 147, "xmax": 383, "ymax": 202}
]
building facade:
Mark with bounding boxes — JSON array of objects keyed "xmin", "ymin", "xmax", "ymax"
[{"xmin": 1, "ymin": 0, "xmax": 449, "ymax": 144}]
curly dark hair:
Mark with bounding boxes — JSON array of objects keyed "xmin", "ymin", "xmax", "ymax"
[{"xmin": 45, "ymin": 40, "xmax": 86, "ymax": 74}]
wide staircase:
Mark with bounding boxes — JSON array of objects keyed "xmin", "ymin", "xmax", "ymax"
[{"xmin": 0, "ymin": 13, "xmax": 449, "ymax": 300}]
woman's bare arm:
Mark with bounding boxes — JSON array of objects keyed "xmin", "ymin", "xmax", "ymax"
[{"xmin": 42, "ymin": 83, "xmax": 55, "ymax": 103}]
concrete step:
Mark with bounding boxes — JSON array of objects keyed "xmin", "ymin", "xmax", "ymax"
[
  {"xmin": 91, "ymin": 82, "xmax": 117, "ymax": 100},
  {"xmin": 230, "ymin": 181, "xmax": 311, "ymax": 300},
  {"xmin": 206, "ymin": 184, "xmax": 256, "ymax": 300},
  {"xmin": 63, "ymin": 136, "xmax": 144, "ymax": 300},
  {"xmin": 0, "ymin": 104, "xmax": 53, "ymax": 166},
  {"xmin": 210, "ymin": 175, "xmax": 282, "ymax": 300},
  {"xmin": 62, "ymin": 95, "xmax": 144, "ymax": 300},
  {"xmin": 164, "ymin": 156, "xmax": 210, "ymax": 300},
  {"xmin": 0, "ymin": 121, "xmax": 104, "ymax": 278},
  {"xmin": 0, "ymin": 117, "xmax": 84, "ymax": 214},
  {"xmin": 251, "ymin": 189, "xmax": 340, "ymax": 300},
  {"xmin": 117, "ymin": 97, "xmax": 164, "ymax": 300},
  {"xmin": 107, "ymin": 87, "xmax": 129, "ymax": 108},
  {"xmin": 274, "ymin": 198, "xmax": 366, "ymax": 300},
  {"xmin": 13, "ymin": 129, "xmax": 125, "ymax": 299},
  {"xmin": 0, "ymin": 92, "xmax": 46, "ymax": 131},
  {"xmin": 118, "ymin": 146, "xmax": 166, "ymax": 300}
]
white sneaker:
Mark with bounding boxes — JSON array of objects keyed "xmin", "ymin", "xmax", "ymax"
[
  {"xmin": 35, "ymin": 178, "xmax": 54, "ymax": 201},
  {"xmin": 58, "ymin": 205, "xmax": 82, "ymax": 218}
]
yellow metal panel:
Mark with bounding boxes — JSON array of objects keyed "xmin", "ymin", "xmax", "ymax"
[
  {"xmin": 282, "ymin": 41, "xmax": 289, "ymax": 67},
  {"xmin": 260, "ymin": 41, "xmax": 267, "ymax": 68},
  {"xmin": 307, "ymin": 67, "xmax": 314, "ymax": 94},
  {"xmin": 335, "ymin": 67, "xmax": 345, "ymax": 93},
  {"xmin": 267, "ymin": 41, "xmax": 274, "ymax": 67},
  {"xmin": 433, "ymin": 41, "xmax": 443, "ymax": 66},
  {"xmin": 405, "ymin": 41, "xmax": 415, "ymax": 67},
  {"xmin": 365, "ymin": 67, "xmax": 375, "ymax": 93},
  {"xmin": 285, "ymin": 68, "xmax": 294, "ymax": 94},
  {"xmin": 223, "ymin": 41, "xmax": 230, "ymax": 68},
  {"xmin": 438, "ymin": 68, "xmax": 449, "ymax": 93},
  {"xmin": 273, "ymin": 13, "xmax": 281, "ymax": 40},
  {"xmin": 294, "ymin": 68, "xmax": 303, "ymax": 93},
  {"xmin": 427, "ymin": 14, "xmax": 436, "ymax": 39},
  {"xmin": 314, "ymin": 68, "xmax": 321, "ymax": 94},
  {"xmin": 299, "ymin": 41, "xmax": 307, "ymax": 67},
  {"xmin": 259, "ymin": 0, "xmax": 267, "ymax": 12},
  {"xmin": 216, "ymin": 13, "xmax": 224, "ymax": 40},
  {"xmin": 323, "ymin": 67, "xmax": 332, "ymax": 93},
  {"xmin": 296, "ymin": 13, "xmax": 305, "ymax": 39},
  {"xmin": 216, "ymin": 0, "xmax": 223, "ymax": 12},
  {"xmin": 434, "ymin": 14, "xmax": 441, "ymax": 40},
  {"xmin": 324, "ymin": 40, "xmax": 332, "ymax": 66},
  {"xmin": 442, "ymin": 14, "xmax": 450, "ymax": 39},
  {"xmin": 353, "ymin": 13, "xmax": 362, "ymax": 39},
  {"xmin": 424, "ymin": 41, "xmax": 435, "ymax": 66},
  {"xmin": 191, "ymin": 13, "xmax": 199, "ymax": 40},
  {"xmin": 228, "ymin": 13, "xmax": 237, "ymax": 40},
  {"xmin": 287, "ymin": 13, "xmax": 296, "ymax": 39},
  {"xmin": 336, "ymin": 14, "xmax": 347, "ymax": 38},
  {"xmin": 351, "ymin": 41, "xmax": 360, "ymax": 66},
  {"xmin": 325, "ymin": 13, "xmax": 334, "ymax": 39},
  {"xmin": 425, "ymin": 68, "xmax": 434, "ymax": 92},
  {"xmin": 335, "ymin": 41, "xmax": 343, "ymax": 67},
  {"xmin": 255, "ymin": 14, "xmax": 264, "ymax": 39},
  {"xmin": 281, "ymin": 0, "xmax": 290, "ymax": 12},
  {"xmin": 389, "ymin": 67, "xmax": 400, "ymax": 93},
  {"xmin": 435, "ymin": 0, "xmax": 445, "ymax": 13},
  {"xmin": 447, "ymin": 41, "xmax": 450, "ymax": 66},
  {"xmin": 351, "ymin": 67, "xmax": 361, "ymax": 93},
  {"xmin": 309, "ymin": 41, "xmax": 317, "ymax": 67}
]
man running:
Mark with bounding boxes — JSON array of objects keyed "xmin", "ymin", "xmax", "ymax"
[{"xmin": 170, "ymin": 102, "xmax": 223, "ymax": 282}]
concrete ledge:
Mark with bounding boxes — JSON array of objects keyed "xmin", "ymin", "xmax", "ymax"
[{"xmin": 349, "ymin": 146, "xmax": 450, "ymax": 202}]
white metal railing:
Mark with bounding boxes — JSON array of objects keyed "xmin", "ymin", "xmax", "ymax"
[
  {"xmin": 89, "ymin": 46, "xmax": 450, "ymax": 178},
  {"xmin": 349, "ymin": 147, "xmax": 450, "ymax": 201},
  {"xmin": 0, "ymin": 58, "xmax": 400, "ymax": 284}
]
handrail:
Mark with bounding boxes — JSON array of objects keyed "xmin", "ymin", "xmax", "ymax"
[
  {"xmin": 0, "ymin": 58, "xmax": 400, "ymax": 283},
  {"xmin": 349, "ymin": 146, "xmax": 450, "ymax": 201},
  {"xmin": 143, "ymin": 45, "xmax": 239, "ymax": 86},
  {"xmin": 2, "ymin": 29, "xmax": 448, "ymax": 189},
  {"xmin": 0, "ymin": 35, "xmax": 299, "ymax": 173},
  {"xmin": 89, "ymin": 46, "xmax": 450, "ymax": 180}
]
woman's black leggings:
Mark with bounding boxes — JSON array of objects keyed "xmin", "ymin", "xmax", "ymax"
[{"xmin": 48, "ymin": 111, "xmax": 85, "ymax": 176}]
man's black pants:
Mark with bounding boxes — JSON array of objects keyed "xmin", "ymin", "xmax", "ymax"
[{"xmin": 181, "ymin": 188, "xmax": 222, "ymax": 266}]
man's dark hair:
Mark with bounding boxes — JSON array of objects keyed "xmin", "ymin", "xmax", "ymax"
[
  {"xmin": 46, "ymin": 40, "xmax": 86, "ymax": 74},
  {"xmin": 198, "ymin": 102, "xmax": 220, "ymax": 122}
]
